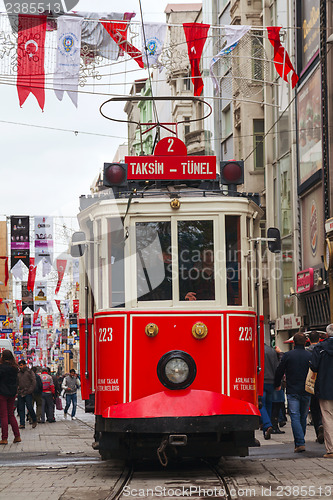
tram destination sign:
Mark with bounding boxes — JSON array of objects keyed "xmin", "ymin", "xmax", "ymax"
[{"xmin": 125, "ymin": 155, "xmax": 217, "ymax": 180}]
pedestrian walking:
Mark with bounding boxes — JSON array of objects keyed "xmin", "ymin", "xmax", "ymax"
[
  {"xmin": 40, "ymin": 367, "xmax": 55, "ymax": 423},
  {"xmin": 0, "ymin": 350, "xmax": 21, "ymax": 444},
  {"xmin": 260, "ymin": 343, "xmax": 279, "ymax": 440},
  {"xmin": 17, "ymin": 359, "xmax": 37, "ymax": 429},
  {"xmin": 306, "ymin": 331, "xmax": 324, "ymax": 444},
  {"xmin": 310, "ymin": 323, "xmax": 333, "ymax": 458},
  {"xmin": 275, "ymin": 332, "xmax": 312, "ymax": 453},
  {"xmin": 62, "ymin": 369, "xmax": 81, "ymax": 420},
  {"xmin": 30, "ymin": 367, "xmax": 43, "ymax": 423}
]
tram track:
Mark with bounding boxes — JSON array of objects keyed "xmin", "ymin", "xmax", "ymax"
[{"xmin": 105, "ymin": 459, "xmax": 232, "ymax": 499}]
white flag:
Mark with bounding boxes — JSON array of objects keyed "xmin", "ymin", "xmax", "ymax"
[
  {"xmin": 142, "ymin": 23, "xmax": 166, "ymax": 67},
  {"xmin": 11, "ymin": 260, "xmax": 23, "ymax": 281},
  {"xmin": 54, "ymin": 16, "xmax": 83, "ymax": 107},
  {"xmin": 210, "ymin": 25, "xmax": 251, "ymax": 93},
  {"xmin": 78, "ymin": 11, "xmax": 124, "ymax": 60}
]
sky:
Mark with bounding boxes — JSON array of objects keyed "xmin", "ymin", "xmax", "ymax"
[{"xmin": 0, "ymin": 0, "xmax": 199, "ymax": 220}]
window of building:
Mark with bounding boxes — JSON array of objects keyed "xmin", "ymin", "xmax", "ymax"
[
  {"xmin": 222, "ymin": 106, "xmax": 232, "ymax": 139},
  {"xmin": 184, "ymin": 116, "xmax": 190, "ymax": 136},
  {"xmin": 253, "ymin": 119, "xmax": 264, "ymax": 169}
]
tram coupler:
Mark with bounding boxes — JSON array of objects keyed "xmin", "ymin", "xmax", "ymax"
[{"xmin": 168, "ymin": 434, "xmax": 188, "ymax": 446}]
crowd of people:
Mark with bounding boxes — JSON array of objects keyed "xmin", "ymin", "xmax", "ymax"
[
  {"xmin": 261, "ymin": 324, "xmax": 333, "ymax": 458},
  {"xmin": 0, "ymin": 350, "xmax": 81, "ymax": 445}
]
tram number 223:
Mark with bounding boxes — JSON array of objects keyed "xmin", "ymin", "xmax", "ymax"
[
  {"xmin": 238, "ymin": 326, "xmax": 252, "ymax": 341},
  {"xmin": 99, "ymin": 328, "xmax": 113, "ymax": 342}
]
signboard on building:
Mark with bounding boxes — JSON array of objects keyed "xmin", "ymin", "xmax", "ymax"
[
  {"xmin": 276, "ymin": 315, "xmax": 302, "ymax": 331},
  {"xmin": 297, "ymin": 268, "xmax": 314, "ymax": 293},
  {"xmin": 297, "ymin": 0, "xmax": 320, "ymax": 74}
]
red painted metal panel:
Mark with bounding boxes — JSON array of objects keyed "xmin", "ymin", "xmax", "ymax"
[
  {"xmin": 78, "ymin": 318, "xmax": 93, "ymax": 400},
  {"xmin": 103, "ymin": 389, "xmax": 260, "ymax": 419},
  {"xmin": 94, "ymin": 315, "xmax": 126, "ymax": 415},
  {"xmin": 227, "ymin": 313, "xmax": 257, "ymax": 405},
  {"xmin": 130, "ymin": 313, "xmax": 222, "ymax": 401}
]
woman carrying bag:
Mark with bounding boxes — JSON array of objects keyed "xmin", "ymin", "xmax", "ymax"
[{"xmin": 0, "ymin": 350, "xmax": 21, "ymax": 444}]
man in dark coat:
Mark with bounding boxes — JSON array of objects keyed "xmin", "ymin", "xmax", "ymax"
[
  {"xmin": 275, "ymin": 332, "xmax": 311, "ymax": 453},
  {"xmin": 260, "ymin": 343, "xmax": 279, "ymax": 440},
  {"xmin": 310, "ymin": 324, "xmax": 333, "ymax": 458},
  {"xmin": 17, "ymin": 359, "xmax": 37, "ymax": 429}
]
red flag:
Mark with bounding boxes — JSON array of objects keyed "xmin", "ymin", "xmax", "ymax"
[
  {"xmin": 47, "ymin": 315, "xmax": 53, "ymax": 327},
  {"xmin": 73, "ymin": 299, "xmax": 79, "ymax": 314},
  {"xmin": 17, "ymin": 14, "xmax": 47, "ymax": 110},
  {"xmin": 267, "ymin": 27, "xmax": 298, "ymax": 89},
  {"xmin": 101, "ymin": 21, "xmax": 144, "ymax": 68},
  {"xmin": 183, "ymin": 23, "xmax": 210, "ymax": 96},
  {"xmin": 0, "ymin": 257, "xmax": 9, "ymax": 286},
  {"xmin": 55, "ymin": 259, "xmax": 67, "ymax": 295},
  {"xmin": 27, "ymin": 258, "xmax": 37, "ymax": 292},
  {"xmin": 16, "ymin": 299, "xmax": 23, "ymax": 316}
]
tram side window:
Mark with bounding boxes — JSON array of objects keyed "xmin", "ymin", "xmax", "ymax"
[
  {"xmin": 108, "ymin": 218, "xmax": 125, "ymax": 307},
  {"xmin": 178, "ymin": 220, "xmax": 215, "ymax": 301},
  {"xmin": 225, "ymin": 215, "xmax": 242, "ymax": 305},
  {"xmin": 136, "ymin": 222, "xmax": 172, "ymax": 301}
]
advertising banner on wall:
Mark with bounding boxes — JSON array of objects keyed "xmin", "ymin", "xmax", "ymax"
[
  {"xmin": 301, "ymin": 185, "xmax": 324, "ymax": 269},
  {"xmin": 10, "ymin": 216, "xmax": 30, "ymax": 269},
  {"xmin": 297, "ymin": 67, "xmax": 322, "ymax": 187},
  {"xmin": 297, "ymin": 0, "xmax": 320, "ymax": 74},
  {"xmin": 34, "ymin": 216, "xmax": 53, "ymax": 265},
  {"xmin": 34, "ymin": 281, "xmax": 47, "ymax": 311}
]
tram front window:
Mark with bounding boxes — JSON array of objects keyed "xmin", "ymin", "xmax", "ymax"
[
  {"xmin": 136, "ymin": 222, "xmax": 172, "ymax": 301},
  {"xmin": 178, "ymin": 220, "xmax": 215, "ymax": 301}
]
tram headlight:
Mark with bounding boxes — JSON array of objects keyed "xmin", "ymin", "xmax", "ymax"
[{"xmin": 157, "ymin": 351, "xmax": 196, "ymax": 390}]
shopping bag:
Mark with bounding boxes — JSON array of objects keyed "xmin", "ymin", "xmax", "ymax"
[
  {"xmin": 56, "ymin": 396, "xmax": 63, "ymax": 410},
  {"xmin": 305, "ymin": 368, "xmax": 317, "ymax": 394}
]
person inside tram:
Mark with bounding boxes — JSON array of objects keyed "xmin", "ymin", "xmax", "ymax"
[
  {"xmin": 138, "ymin": 238, "xmax": 172, "ymax": 302},
  {"xmin": 184, "ymin": 249, "xmax": 215, "ymax": 301}
]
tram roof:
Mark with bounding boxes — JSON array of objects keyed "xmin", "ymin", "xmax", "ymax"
[{"xmin": 79, "ymin": 185, "xmax": 260, "ymax": 212}]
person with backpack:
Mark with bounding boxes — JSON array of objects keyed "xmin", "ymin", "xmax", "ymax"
[{"xmin": 40, "ymin": 367, "xmax": 55, "ymax": 423}]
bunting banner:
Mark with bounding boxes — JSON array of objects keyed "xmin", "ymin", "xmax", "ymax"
[
  {"xmin": 55, "ymin": 259, "xmax": 67, "ymax": 295},
  {"xmin": 78, "ymin": 11, "xmax": 124, "ymax": 61},
  {"xmin": 101, "ymin": 20, "xmax": 144, "ymax": 68},
  {"xmin": 142, "ymin": 23, "xmax": 166, "ymax": 67},
  {"xmin": 55, "ymin": 299, "xmax": 65, "ymax": 325},
  {"xmin": 10, "ymin": 216, "xmax": 30, "ymax": 269},
  {"xmin": 210, "ymin": 25, "xmax": 251, "ymax": 93},
  {"xmin": 54, "ymin": 16, "xmax": 83, "ymax": 107},
  {"xmin": 17, "ymin": 14, "xmax": 47, "ymax": 110},
  {"xmin": 27, "ymin": 258, "xmax": 37, "ymax": 292},
  {"xmin": 0, "ymin": 257, "xmax": 9, "ymax": 286},
  {"xmin": 183, "ymin": 23, "xmax": 210, "ymax": 96},
  {"xmin": 47, "ymin": 315, "xmax": 53, "ymax": 328},
  {"xmin": 33, "ymin": 307, "xmax": 40, "ymax": 325},
  {"xmin": 267, "ymin": 27, "xmax": 299, "ymax": 88},
  {"xmin": 11, "ymin": 260, "xmax": 23, "ymax": 281},
  {"xmin": 34, "ymin": 216, "xmax": 53, "ymax": 265}
]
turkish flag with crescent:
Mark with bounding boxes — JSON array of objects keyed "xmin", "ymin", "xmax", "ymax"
[
  {"xmin": 17, "ymin": 14, "xmax": 47, "ymax": 110},
  {"xmin": 55, "ymin": 259, "xmax": 67, "ymax": 295},
  {"xmin": 267, "ymin": 27, "xmax": 298, "ymax": 89},
  {"xmin": 27, "ymin": 258, "xmax": 37, "ymax": 292},
  {"xmin": 101, "ymin": 20, "xmax": 144, "ymax": 68},
  {"xmin": 183, "ymin": 23, "xmax": 210, "ymax": 96}
]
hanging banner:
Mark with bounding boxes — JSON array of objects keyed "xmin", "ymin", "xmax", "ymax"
[
  {"xmin": 142, "ymin": 23, "xmax": 166, "ymax": 67},
  {"xmin": 55, "ymin": 259, "xmax": 67, "ymax": 295},
  {"xmin": 183, "ymin": 23, "xmax": 210, "ymax": 96},
  {"xmin": 47, "ymin": 315, "xmax": 53, "ymax": 328},
  {"xmin": 22, "ymin": 282, "xmax": 33, "ymax": 312},
  {"xmin": 73, "ymin": 299, "xmax": 79, "ymax": 314},
  {"xmin": 17, "ymin": 14, "xmax": 47, "ymax": 110},
  {"xmin": 27, "ymin": 258, "xmax": 37, "ymax": 292},
  {"xmin": 101, "ymin": 20, "xmax": 144, "ymax": 68},
  {"xmin": 34, "ymin": 281, "xmax": 47, "ymax": 311},
  {"xmin": 34, "ymin": 216, "xmax": 53, "ymax": 265},
  {"xmin": 16, "ymin": 300, "xmax": 22, "ymax": 316},
  {"xmin": 78, "ymin": 11, "xmax": 124, "ymax": 61},
  {"xmin": 267, "ymin": 26, "xmax": 299, "ymax": 89},
  {"xmin": 54, "ymin": 16, "xmax": 83, "ymax": 107},
  {"xmin": 11, "ymin": 216, "xmax": 30, "ymax": 269}
]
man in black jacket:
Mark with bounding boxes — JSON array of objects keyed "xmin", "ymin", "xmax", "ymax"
[
  {"xmin": 274, "ymin": 332, "xmax": 311, "ymax": 453},
  {"xmin": 310, "ymin": 324, "xmax": 333, "ymax": 458}
]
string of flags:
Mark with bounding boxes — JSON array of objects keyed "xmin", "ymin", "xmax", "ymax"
[{"xmin": 0, "ymin": 10, "xmax": 299, "ymax": 110}]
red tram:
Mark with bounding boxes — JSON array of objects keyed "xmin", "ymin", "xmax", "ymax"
[{"xmin": 72, "ymin": 137, "xmax": 277, "ymax": 463}]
